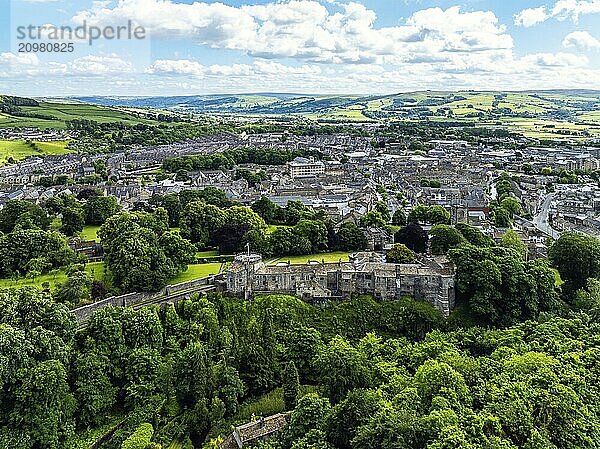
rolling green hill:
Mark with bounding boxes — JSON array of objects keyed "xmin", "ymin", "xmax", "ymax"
[
  {"xmin": 1, "ymin": 91, "xmax": 599, "ymax": 141},
  {"xmin": 0, "ymin": 96, "xmax": 160, "ymax": 129},
  {"xmin": 74, "ymin": 90, "xmax": 600, "ymax": 124}
]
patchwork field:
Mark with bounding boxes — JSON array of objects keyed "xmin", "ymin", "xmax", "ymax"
[
  {"xmin": 1, "ymin": 91, "xmax": 598, "ymax": 141},
  {"xmin": 501, "ymin": 117, "xmax": 600, "ymax": 139}
]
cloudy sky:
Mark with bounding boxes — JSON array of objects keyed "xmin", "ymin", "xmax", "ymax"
[{"xmin": 1, "ymin": 0, "xmax": 600, "ymax": 96}]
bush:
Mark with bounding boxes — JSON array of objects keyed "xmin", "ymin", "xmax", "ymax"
[{"xmin": 121, "ymin": 422, "xmax": 153, "ymax": 449}]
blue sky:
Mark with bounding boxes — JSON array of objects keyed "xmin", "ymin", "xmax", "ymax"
[{"xmin": 1, "ymin": 0, "xmax": 600, "ymax": 96}]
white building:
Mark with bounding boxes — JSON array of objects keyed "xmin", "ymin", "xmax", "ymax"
[{"xmin": 288, "ymin": 157, "xmax": 326, "ymax": 178}]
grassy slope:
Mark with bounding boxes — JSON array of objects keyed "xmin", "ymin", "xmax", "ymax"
[
  {"xmin": 79, "ymin": 225, "xmax": 101, "ymax": 242},
  {"xmin": 2, "ymin": 92, "xmax": 598, "ymax": 141},
  {"xmin": 0, "ymin": 139, "xmax": 71, "ymax": 165},
  {"xmin": 310, "ymin": 90, "xmax": 600, "ymax": 135},
  {"xmin": 0, "ymin": 262, "xmax": 105, "ymax": 290},
  {"xmin": 0, "ymin": 259, "xmax": 221, "ymax": 291},
  {"xmin": 0, "ymin": 101, "xmax": 157, "ymax": 129},
  {"xmin": 167, "ymin": 263, "xmax": 222, "ymax": 284}
]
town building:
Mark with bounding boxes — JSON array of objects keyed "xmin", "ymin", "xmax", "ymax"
[
  {"xmin": 288, "ymin": 157, "xmax": 326, "ymax": 178},
  {"xmin": 226, "ymin": 252, "xmax": 456, "ymax": 315},
  {"xmin": 220, "ymin": 414, "xmax": 289, "ymax": 449}
]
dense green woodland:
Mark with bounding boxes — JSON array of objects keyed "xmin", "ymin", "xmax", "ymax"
[
  {"xmin": 3, "ymin": 183, "xmax": 600, "ymax": 447},
  {"xmin": 2, "ymin": 287, "xmax": 600, "ymax": 449}
]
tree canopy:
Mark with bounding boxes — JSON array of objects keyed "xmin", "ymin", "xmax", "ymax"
[{"xmin": 98, "ymin": 209, "xmax": 195, "ymax": 291}]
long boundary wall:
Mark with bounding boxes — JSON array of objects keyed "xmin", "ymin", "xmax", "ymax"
[{"xmin": 72, "ymin": 276, "xmax": 217, "ymax": 323}]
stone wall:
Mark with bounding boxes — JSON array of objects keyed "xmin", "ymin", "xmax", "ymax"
[
  {"xmin": 227, "ymin": 254, "xmax": 456, "ymax": 316},
  {"xmin": 72, "ymin": 276, "xmax": 217, "ymax": 323}
]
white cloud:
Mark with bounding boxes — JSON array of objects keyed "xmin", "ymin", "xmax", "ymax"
[
  {"xmin": 515, "ymin": 0, "xmax": 600, "ymax": 26},
  {"xmin": 66, "ymin": 55, "xmax": 135, "ymax": 75},
  {"xmin": 0, "ymin": 52, "xmax": 42, "ymax": 77},
  {"xmin": 406, "ymin": 6, "xmax": 513, "ymax": 52},
  {"xmin": 3, "ymin": 1, "xmax": 600, "ymax": 94},
  {"xmin": 72, "ymin": 0, "xmax": 257, "ymax": 48},
  {"xmin": 146, "ymin": 59, "xmax": 321, "ymax": 78},
  {"xmin": 514, "ymin": 6, "xmax": 549, "ymax": 27},
  {"xmin": 522, "ymin": 52, "xmax": 588, "ymax": 67},
  {"xmin": 552, "ymin": 0, "xmax": 600, "ymax": 22},
  {"xmin": 71, "ymin": 1, "xmax": 513, "ymax": 66},
  {"xmin": 0, "ymin": 52, "xmax": 133, "ymax": 78},
  {"xmin": 146, "ymin": 59, "xmax": 205, "ymax": 77},
  {"xmin": 562, "ymin": 30, "xmax": 600, "ymax": 49}
]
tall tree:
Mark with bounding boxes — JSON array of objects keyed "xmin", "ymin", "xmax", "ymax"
[
  {"xmin": 180, "ymin": 201, "xmax": 225, "ymax": 247},
  {"xmin": 84, "ymin": 195, "xmax": 121, "ymax": 226},
  {"xmin": 429, "ymin": 224, "xmax": 466, "ymax": 255},
  {"xmin": 455, "ymin": 222, "xmax": 494, "ymax": 247},
  {"xmin": 549, "ymin": 232, "xmax": 600, "ymax": 293},
  {"xmin": 394, "ymin": 223, "xmax": 428, "ymax": 253},
  {"xmin": 386, "ymin": 244, "xmax": 416, "ymax": 264},
  {"xmin": 334, "ymin": 222, "xmax": 368, "ymax": 251},
  {"xmin": 0, "ymin": 200, "xmax": 50, "ymax": 233},
  {"xmin": 283, "ymin": 361, "xmax": 300, "ymax": 411},
  {"xmin": 61, "ymin": 206, "xmax": 85, "ymax": 237},
  {"xmin": 501, "ymin": 230, "xmax": 527, "ymax": 259},
  {"xmin": 391, "ymin": 209, "xmax": 407, "ymax": 227}
]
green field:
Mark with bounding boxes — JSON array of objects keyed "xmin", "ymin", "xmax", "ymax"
[
  {"xmin": 189, "ymin": 90, "xmax": 600, "ymax": 136},
  {"xmin": 196, "ymin": 250, "xmax": 219, "ymax": 258},
  {"xmin": 33, "ymin": 140, "xmax": 71, "ymax": 153},
  {"xmin": 168, "ymin": 263, "xmax": 222, "ymax": 284},
  {"xmin": 0, "ymin": 101, "xmax": 158, "ymax": 129},
  {"xmin": 0, "ymin": 261, "xmax": 105, "ymax": 290},
  {"xmin": 79, "ymin": 225, "xmax": 101, "ymax": 242},
  {"xmin": 269, "ymin": 251, "xmax": 349, "ymax": 265},
  {"xmin": 0, "ymin": 260, "xmax": 222, "ymax": 291},
  {"xmin": 0, "ymin": 139, "xmax": 71, "ymax": 165}
]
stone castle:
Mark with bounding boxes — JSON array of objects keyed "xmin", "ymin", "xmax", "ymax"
[{"xmin": 226, "ymin": 252, "xmax": 455, "ymax": 315}]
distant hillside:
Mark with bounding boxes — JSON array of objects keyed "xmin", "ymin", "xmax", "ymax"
[
  {"xmin": 71, "ymin": 90, "xmax": 600, "ymax": 124},
  {"xmin": 2, "ymin": 91, "xmax": 600, "ymax": 141},
  {"xmin": 0, "ymin": 97, "xmax": 163, "ymax": 129}
]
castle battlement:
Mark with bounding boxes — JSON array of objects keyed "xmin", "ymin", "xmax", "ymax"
[{"xmin": 226, "ymin": 252, "xmax": 455, "ymax": 315}]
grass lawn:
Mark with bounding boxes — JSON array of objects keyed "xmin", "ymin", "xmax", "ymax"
[
  {"xmin": 0, "ymin": 139, "xmax": 71, "ymax": 165},
  {"xmin": 269, "ymin": 251, "xmax": 349, "ymax": 265},
  {"xmin": 0, "ymin": 262, "xmax": 105, "ymax": 290},
  {"xmin": 0, "ymin": 260, "xmax": 219, "ymax": 291},
  {"xmin": 168, "ymin": 263, "xmax": 222, "ymax": 284},
  {"xmin": 197, "ymin": 250, "xmax": 219, "ymax": 258},
  {"xmin": 79, "ymin": 225, "xmax": 101, "ymax": 242}
]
